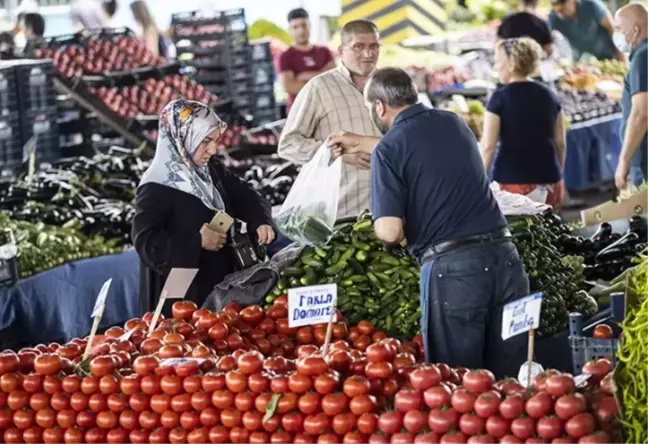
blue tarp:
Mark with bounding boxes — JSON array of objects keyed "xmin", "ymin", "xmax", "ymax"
[{"xmin": 0, "ymin": 250, "xmax": 139, "ymax": 347}]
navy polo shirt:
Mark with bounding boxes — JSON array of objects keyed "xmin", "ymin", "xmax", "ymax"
[
  {"xmin": 370, "ymin": 104, "xmax": 507, "ymax": 259},
  {"xmin": 621, "ymin": 38, "xmax": 648, "ymax": 179}
]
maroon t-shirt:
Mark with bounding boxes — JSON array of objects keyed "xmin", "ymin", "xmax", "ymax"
[{"xmin": 277, "ymin": 45, "xmax": 334, "ymax": 111}]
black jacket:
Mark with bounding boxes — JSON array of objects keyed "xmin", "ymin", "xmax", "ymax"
[{"xmin": 132, "ymin": 159, "xmax": 274, "ymax": 316}]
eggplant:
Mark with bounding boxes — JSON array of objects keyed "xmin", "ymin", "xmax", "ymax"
[
  {"xmin": 628, "ymin": 215, "xmax": 647, "ymax": 239},
  {"xmin": 596, "ymin": 232, "xmax": 640, "ymax": 262},
  {"xmin": 585, "ymin": 258, "xmax": 634, "ymax": 281},
  {"xmin": 589, "ymin": 222, "xmax": 612, "ymax": 242}
]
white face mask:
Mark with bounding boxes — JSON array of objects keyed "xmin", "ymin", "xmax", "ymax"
[{"xmin": 613, "ymin": 31, "xmax": 630, "ymax": 53}]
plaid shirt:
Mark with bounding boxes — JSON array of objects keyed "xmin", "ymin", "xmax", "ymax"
[{"xmin": 278, "ymin": 64, "xmax": 382, "ymax": 219}]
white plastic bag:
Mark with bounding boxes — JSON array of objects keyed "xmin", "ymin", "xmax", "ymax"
[{"xmin": 275, "ymin": 144, "xmax": 342, "ymax": 246}]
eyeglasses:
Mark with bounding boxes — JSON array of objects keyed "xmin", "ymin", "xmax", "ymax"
[{"xmin": 347, "ymin": 43, "xmax": 382, "ymax": 54}]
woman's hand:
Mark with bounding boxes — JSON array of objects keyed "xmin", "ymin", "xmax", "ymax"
[
  {"xmin": 256, "ymin": 225, "xmax": 275, "ymax": 245},
  {"xmin": 200, "ymin": 224, "xmax": 227, "ymax": 251}
]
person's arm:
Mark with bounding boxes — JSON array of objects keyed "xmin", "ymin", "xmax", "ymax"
[
  {"xmin": 132, "ymin": 184, "xmax": 202, "ymax": 274},
  {"xmin": 620, "ymin": 92, "xmax": 648, "ymax": 166},
  {"xmin": 554, "ymin": 110, "xmax": 567, "ymax": 169},
  {"xmin": 144, "ymin": 27, "xmax": 160, "ymax": 58},
  {"xmin": 591, "ymin": 0, "xmax": 625, "ymax": 61},
  {"xmin": 327, "ymin": 131, "xmax": 381, "ymax": 155},
  {"xmin": 278, "ymin": 80, "xmax": 324, "ymax": 164},
  {"xmin": 211, "ymin": 161, "xmax": 274, "ymax": 232},
  {"xmin": 277, "ymin": 51, "xmax": 306, "ymax": 96},
  {"xmin": 371, "ymin": 146, "xmax": 406, "ymax": 245},
  {"xmin": 480, "ymin": 112, "xmax": 501, "ymax": 173},
  {"xmin": 295, "ymin": 57, "xmax": 337, "ymax": 82}
]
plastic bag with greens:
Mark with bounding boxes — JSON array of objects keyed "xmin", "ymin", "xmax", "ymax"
[{"xmin": 275, "ymin": 144, "xmax": 342, "ymax": 246}]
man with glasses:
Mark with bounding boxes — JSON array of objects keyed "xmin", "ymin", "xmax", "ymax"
[
  {"xmin": 548, "ymin": 0, "xmax": 625, "ymax": 61},
  {"xmin": 278, "ymin": 20, "xmax": 383, "ymax": 219}
]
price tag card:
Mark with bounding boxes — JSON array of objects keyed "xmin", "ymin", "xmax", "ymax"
[
  {"xmin": 518, "ymin": 361, "xmax": 544, "ymax": 387},
  {"xmin": 288, "ymin": 284, "xmax": 337, "ymax": 328},
  {"xmin": 118, "ymin": 328, "xmax": 136, "ymax": 342},
  {"xmin": 22, "ymin": 136, "xmax": 37, "ymax": 163},
  {"xmin": 452, "ymin": 94, "xmax": 470, "ymax": 113},
  {"xmin": 91, "ymin": 278, "xmax": 113, "ymax": 318},
  {"xmin": 159, "ymin": 357, "xmax": 206, "ymax": 367},
  {"xmin": 502, "ymin": 292, "xmax": 543, "ymax": 340},
  {"xmin": 162, "ymin": 268, "xmax": 199, "ymax": 299}
]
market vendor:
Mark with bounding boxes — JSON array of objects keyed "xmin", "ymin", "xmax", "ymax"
[
  {"xmin": 278, "ymin": 19, "xmax": 383, "ymax": 219},
  {"xmin": 328, "ymin": 68, "xmax": 530, "ymax": 378},
  {"xmin": 278, "ymin": 8, "xmax": 337, "ymax": 114},
  {"xmin": 548, "ymin": 0, "xmax": 625, "ymax": 61},
  {"xmin": 132, "ymin": 100, "xmax": 276, "ymax": 315},
  {"xmin": 614, "ymin": 3, "xmax": 648, "ymax": 189},
  {"xmin": 480, "ymin": 37, "xmax": 567, "ymax": 209},
  {"xmin": 498, "ymin": 0, "xmax": 554, "ymax": 56}
]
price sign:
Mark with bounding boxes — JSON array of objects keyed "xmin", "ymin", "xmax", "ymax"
[
  {"xmin": 501, "ymin": 292, "xmax": 543, "ymax": 340},
  {"xmin": 159, "ymin": 357, "xmax": 205, "ymax": 367},
  {"xmin": 148, "ymin": 268, "xmax": 199, "ymax": 335},
  {"xmin": 288, "ymin": 284, "xmax": 337, "ymax": 328},
  {"xmin": 91, "ymin": 278, "xmax": 113, "ymax": 319}
]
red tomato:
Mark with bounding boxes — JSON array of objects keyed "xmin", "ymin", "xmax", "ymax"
[
  {"xmin": 578, "ymin": 431, "xmax": 611, "ymax": 443},
  {"xmin": 403, "ymin": 410, "xmax": 427, "ymax": 434},
  {"xmin": 424, "ymin": 384, "xmax": 452, "ymax": 409},
  {"xmin": 565, "ymin": 413, "xmax": 595, "ymax": 439},
  {"xmin": 526, "ymin": 392, "xmax": 554, "ymax": 419},
  {"xmin": 511, "ymin": 416, "xmax": 535, "ymax": 440},
  {"xmin": 314, "ymin": 372, "xmax": 340, "ymax": 395},
  {"xmin": 394, "ymin": 389, "xmax": 423, "ymax": 412},
  {"xmin": 304, "ymin": 413, "xmax": 331, "ymax": 435},
  {"xmin": 582, "ymin": 359, "xmax": 612, "ymax": 382},
  {"xmin": 536, "ymin": 416, "xmax": 564, "ymax": 440},
  {"xmin": 474, "ymin": 391, "xmax": 501, "ymax": 418},
  {"xmin": 592, "ymin": 324, "xmax": 613, "ymax": 339},
  {"xmin": 485, "ymin": 415, "xmax": 511, "ymax": 438},
  {"xmin": 452, "ymin": 388, "xmax": 477, "ymax": 414},
  {"xmin": 409, "ymin": 365, "xmax": 442, "ymax": 391},
  {"xmin": 554, "ymin": 394, "xmax": 587, "ymax": 420},
  {"xmin": 349, "ymin": 394, "xmax": 377, "ymax": 415},
  {"xmin": 209, "ymin": 425, "xmax": 230, "ymax": 444},
  {"xmin": 33, "ymin": 354, "xmax": 62, "ymax": 376},
  {"xmin": 322, "ymin": 393, "xmax": 349, "ymax": 416},
  {"xmin": 365, "ymin": 343, "xmax": 396, "ymax": 363},
  {"xmin": 459, "ymin": 412, "xmax": 485, "ymax": 436},
  {"xmin": 500, "ymin": 393, "xmax": 527, "ymax": 420},
  {"xmin": 545, "ymin": 374, "xmax": 575, "ymax": 397},
  {"xmin": 378, "ymin": 411, "xmax": 403, "ymax": 435},
  {"xmin": 428, "ymin": 407, "xmax": 459, "ymax": 434},
  {"xmin": 462, "ymin": 370, "xmax": 495, "ymax": 394}
]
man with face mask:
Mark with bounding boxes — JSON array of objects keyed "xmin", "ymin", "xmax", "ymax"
[
  {"xmin": 614, "ymin": 3, "xmax": 648, "ymax": 189},
  {"xmin": 278, "ymin": 20, "xmax": 383, "ymax": 219},
  {"xmin": 548, "ymin": 0, "xmax": 624, "ymax": 61},
  {"xmin": 328, "ymin": 68, "xmax": 530, "ymax": 378}
]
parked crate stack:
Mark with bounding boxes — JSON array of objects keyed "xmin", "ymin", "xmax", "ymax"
[
  {"xmin": 249, "ymin": 41, "xmax": 278, "ymax": 125},
  {"xmin": 0, "ymin": 60, "xmax": 60, "ymax": 176}
]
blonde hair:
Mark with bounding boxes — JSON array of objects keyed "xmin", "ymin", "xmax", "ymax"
[{"xmin": 496, "ymin": 37, "xmax": 542, "ymax": 77}]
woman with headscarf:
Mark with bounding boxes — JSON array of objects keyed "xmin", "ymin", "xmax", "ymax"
[{"xmin": 133, "ymin": 100, "xmax": 276, "ymax": 315}]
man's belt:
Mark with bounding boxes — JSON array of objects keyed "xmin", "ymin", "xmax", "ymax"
[{"xmin": 419, "ymin": 228, "xmax": 512, "ymax": 264}]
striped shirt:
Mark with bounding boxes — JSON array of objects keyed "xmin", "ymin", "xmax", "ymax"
[{"xmin": 278, "ymin": 64, "xmax": 382, "ymax": 219}]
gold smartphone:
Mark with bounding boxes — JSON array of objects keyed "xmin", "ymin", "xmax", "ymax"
[{"xmin": 208, "ymin": 211, "xmax": 234, "ymax": 234}]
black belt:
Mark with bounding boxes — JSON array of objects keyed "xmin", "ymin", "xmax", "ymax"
[{"xmin": 419, "ymin": 228, "xmax": 512, "ymax": 264}]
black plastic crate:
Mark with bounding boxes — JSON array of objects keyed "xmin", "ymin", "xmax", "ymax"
[
  {"xmin": 250, "ymin": 60, "xmax": 275, "ymax": 86},
  {"xmin": 229, "ymin": 66, "xmax": 250, "ymax": 82},
  {"xmin": 0, "ymin": 112, "xmax": 23, "ymax": 174},
  {"xmin": 21, "ymin": 107, "xmax": 60, "ymax": 163},
  {"xmin": 16, "ymin": 60, "xmax": 57, "ymax": 112},
  {"xmin": 231, "ymin": 79, "xmax": 251, "ymax": 95},
  {"xmin": 0, "ymin": 66, "xmax": 18, "ymax": 117},
  {"xmin": 254, "ymin": 108, "xmax": 278, "ymax": 125},
  {"xmin": 251, "ymin": 90, "xmax": 275, "ymax": 110},
  {"xmin": 228, "ymin": 31, "xmax": 249, "ymax": 52},
  {"xmin": 249, "ymin": 41, "xmax": 272, "ymax": 62}
]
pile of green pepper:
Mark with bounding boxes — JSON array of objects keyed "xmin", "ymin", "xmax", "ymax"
[
  {"xmin": 616, "ymin": 252, "xmax": 647, "ymax": 444},
  {"xmin": 267, "ymin": 212, "xmax": 422, "ymax": 339},
  {"xmin": 508, "ymin": 211, "xmax": 596, "ymax": 338},
  {"xmin": 0, "ymin": 214, "xmax": 122, "ymax": 278}
]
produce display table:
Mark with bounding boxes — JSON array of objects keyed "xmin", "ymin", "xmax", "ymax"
[
  {"xmin": 564, "ymin": 115, "xmax": 622, "ymax": 190},
  {"xmin": 0, "ymin": 250, "xmax": 139, "ymax": 349}
]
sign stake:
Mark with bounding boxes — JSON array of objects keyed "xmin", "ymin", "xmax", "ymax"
[
  {"xmin": 527, "ymin": 329, "xmax": 536, "ymax": 389},
  {"xmin": 83, "ymin": 316, "xmax": 101, "ymax": 360},
  {"xmin": 148, "ymin": 291, "xmax": 168, "ymax": 336},
  {"xmin": 321, "ymin": 296, "xmax": 337, "ymax": 356}
]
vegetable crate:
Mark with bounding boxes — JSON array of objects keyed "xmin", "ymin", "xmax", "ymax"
[
  {"xmin": 21, "ymin": 106, "xmax": 60, "ymax": 164},
  {"xmin": 249, "ymin": 41, "xmax": 272, "ymax": 63},
  {"xmin": 0, "ymin": 112, "xmax": 23, "ymax": 176},
  {"xmin": 568, "ymin": 294, "xmax": 625, "ymax": 374},
  {"xmin": 0, "ymin": 65, "xmax": 19, "ymax": 117},
  {"xmin": 15, "ymin": 60, "xmax": 57, "ymax": 113}
]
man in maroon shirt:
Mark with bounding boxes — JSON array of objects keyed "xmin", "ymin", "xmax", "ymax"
[{"xmin": 278, "ymin": 8, "xmax": 336, "ymax": 112}]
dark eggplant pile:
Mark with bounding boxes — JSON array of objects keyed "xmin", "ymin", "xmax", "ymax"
[
  {"xmin": 508, "ymin": 210, "xmax": 596, "ymax": 338},
  {"xmin": 558, "ymin": 216, "xmax": 647, "ymax": 282},
  {"xmin": 220, "ymin": 154, "xmax": 300, "ymax": 206},
  {"xmin": 0, "ymin": 147, "xmax": 149, "ymax": 246}
]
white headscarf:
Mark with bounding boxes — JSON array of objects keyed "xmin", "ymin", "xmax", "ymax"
[{"xmin": 139, "ymin": 100, "xmax": 227, "ymax": 211}]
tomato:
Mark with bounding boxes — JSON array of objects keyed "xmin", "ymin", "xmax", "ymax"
[
  {"xmin": 403, "ymin": 410, "xmax": 427, "ymax": 434},
  {"xmin": 234, "ymin": 392, "xmax": 255, "ymax": 412},
  {"xmin": 225, "ymin": 370, "xmax": 247, "ymax": 393},
  {"xmin": 51, "ymin": 392, "xmax": 72, "ymax": 411},
  {"xmin": 277, "ymin": 392, "xmax": 299, "ymax": 414},
  {"xmin": 350, "ymin": 394, "xmax": 377, "ymax": 415},
  {"xmin": 158, "ymin": 411, "xmax": 179, "ymax": 429},
  {"xmin": 554, "ymin": 394, "xmax": 587, "ymax": 421},
  {"xmin": 208, "ymin": 425, "xmax": 230, "ymax": 444},
  {"xmin": 296, "ymin": 356, "xmax": 329, "ymax": 376},
  {"xmin": 169, "ymin": 393, "xmax": 190, "ymax": 413},
  {"xmin": 545, "ymin": 374, "xmax": 575, "ymax": 397},
  {"xmin": 322, "ymin": 393, "xmax": 349, "ymax": 416},
  {"xmin": 467, "ymin": 434, "xmax": 496, "ymax": 443},
  {"xmin": 179, "ymin": 410, "xmax": 200, "ymax": 430},
  {"xmin": 428, "ymin": 408, "xmax": 459, "ymax": 434},
  {"xmin": 463, "ymin": 370, "xmax": 495, "ymax": 394},
  {"xmin": 262, "ymin": 414, "xmax": 281, "ymax": 434},
  {"xmin": 22, "ymin": 374, "xmax": 43, "ymax": 394},
  {"xmin": 197, "ymin": 407, "xmax": 219, "ymax": 428},
  {"xmin": 64, "ymin": 428, "xmax": 84, "ymax": 444},
  {"xmin": 500, "ymin": 435, "xmax": 523, "ymax": 444},
  {"xmin": 369, "ymin": 433, "xmax": 392, "ymax": 444},
  {"xmin": 342, "ymin": 431, "xmax": 367, "ymax": 443},
  {"xmin": 42, "ymin": 427, "xmax": 64, "ymax": 444},
  {"xmin": 526, "ymin": 392, "xmax": 554, "ymax": 419},
  {"xmin": 33, "ymin": 354, "xmax": 62, "ymax": 376},
  {"xmin": 304, "ymin": 412, "xmax": 331, "ymax": 435},
  {"xmin": 578, "ymin": 431, "xmax": 611, "ymax": 444},
  {"xmin": 282, "ymin": 411, "xmax": 305, "ymax": 433},
  {"xmin": 534, "ymin": 370, "xmax": 560, "ymax": 392},
  {"xmin": 56, "ymin": 409, "xmax": 76, "ymax": 429},
  {"xmin": 343, "ymin": 375, "xmax": 370, "ymax": 398},
  {"xmin": 500, "ymin": 393, "xmax": 527, "ymax": 420},
  {"xmin": 119, "ymin": 409, "xmax": 139, "ymax": 430},
  {"xmin": 459, "ymin": 412, "xmax": 486, "ymax": 436},
  {"xmin": 167, "ymin": 427, "xmax": 186, "ymax": 444},
  {"xmin": 34, "ymin": 408, "xmax": 56, "ymax": 429},
  {"xmin": 593, "ymin": 395, "xmax": 618, "ymax": 426},
  {"xmin": 244, "ymin": 373, "xmax": 267, "ymax": 394},
  {"xmin": 314, "ymin": 372, "xmax": 340, "ymax": 395},
  {"xmin": 451, "ymin": 388, "xmax": 477, "ymax": 414},
  {"xmin": 76, "ymin": 410, "xmax": 96, "ymax": 429},
  {"xmin": 288, "ymin": 372, "xmax": 313, "ymax": 394},
  {"xmin": 592, "ymin": 324, "xmax": 613, "ymax": 339},
  {"xmin": 14, "ymin": 409, "xmax": 35, "ymax": 430},
  {"xmin": 511, "ymin": 416, "xmax": 536, "ymax": 440},
  {"xmin": 133, "ymin": 356, "xmax": 159, "ymax": 377},
  {"xmin": 419, "ymin": 384, "xmax": 450, "ymax": 409},
  {"xmin": 470, "ymin": 391, "xmax": 501, "ymax": 419},
  {"xmin": 8, "ymin": 390, "xmax": 29, "ymax": 410},
  {"xmin": 331, "ymin": 412, "xmax": 357, "ymax": 436},
  {"xmin": 319, "ymin": 433, "xmax": 342, "ymax": 444},
  {"xmin": 89, "ymin": 356, "xmax": 114, "ymax": 378},
  {"xmin": 27, "ymin": 392, "xmax": 48, "ymax": 412},
  {"xmin": 190, "ymin": 391, "xmax": 211, "ymax": 412},
  {"xmin": 212, "ymin": 390, "xmax": 234, "ymax": 410},
  {"xmin": 365, "ymin": 362, "xmax": 393, "ymax": 380},
  {"xmin": 60, "ymin": 375, "xmax": 81, "ymax": 394},
  {"xmin": 171, "ymin": 300, "xmax": 198, "ymax": 320},
  {"xmin": 536, "ymin": 416, "xmax": 564, "ymax": 440},
  {"xmin": 581, "ymin": 359, "xmax": 612, "ymax": 382},
  {"xmin": 485, "ymin": 414, "xmax": 511, "ymax": 438},
  {"xmin": 22, "ymin": 426, "xmax": 44, "ymax": 444},
  {"xmin": 365, "ymin": 343, "xmax": 395, "ymax": 363},
  {"xmin": 565, "ymin": 413, "xmax": 595, "ymax": 439},
  {"xmin": 200, "ymin": 372, "xmax": 225, "ymax": 392},
  {"xmin": 494, "ymin": 378, "xmax": 525, "ymax": 396},
  {"xmin": 414, "ymin": 432, "xmax": 441, "ymax": 444},
  {"xmin": 0, "ymin": 352, "xmax": 20, "ymax": 375},
  {"xmin": 129, "ymin": 393, "xmax": 150, "ymax": 413},
  {"xmin": 1, "ymin": 373, "xmax": 22, "ymax": 393},
  {"xmin": 220, "ymin": 408, "xmax": 242, "ymax": 428},
  {"xmin": 408, "ymin": 365, "xmax": 442, "ymax": 391},
  {"xmin": 298, "ymin": 392, "xmax": 322, "ymax": 415},
  {"xmin": 95, "ymin": 410, "xmax": 118, "ymax": 429}
]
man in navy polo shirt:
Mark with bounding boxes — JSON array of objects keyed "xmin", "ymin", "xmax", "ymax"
[
  {"xmin": 614, "ymin": 3, "xmax": 648, "ymax": 188},
  {"xmin": 328, "ymin": 68, "xmax": 530, "ymax": 377}
]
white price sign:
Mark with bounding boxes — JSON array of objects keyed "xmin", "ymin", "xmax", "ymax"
[
  {"xmin": 91, "ymin": 278, "xmax": 113, "ymax": 318},
  {"xmin": 502, "ymin": 292, "xmax": 543, "ymax": 340},
  {"xmin": 148, "ymin": 268, "xmax": 199, "ymax": 336},
  {"xmin": 288, "ymin": 284, "xmax": 337, "ymax": 328}
]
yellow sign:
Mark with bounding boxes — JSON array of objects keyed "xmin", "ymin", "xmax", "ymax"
[{"xmin": 340, "ymin": 0, "xmax": 447, "ymax": 44}]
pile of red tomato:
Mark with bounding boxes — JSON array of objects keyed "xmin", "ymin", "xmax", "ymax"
[{"xmin": 0, "ymin": 297, "xmax": 620, "ymax": 444}]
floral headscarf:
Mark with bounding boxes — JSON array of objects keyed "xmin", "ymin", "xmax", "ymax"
[{"xmin": 139, "ymin": 100, "xmax": 228, "ymax": 211}]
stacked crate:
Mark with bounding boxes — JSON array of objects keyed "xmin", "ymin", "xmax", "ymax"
[
  {"xmin": 0, "ymin": 60, "xmax": 59, "ymax": 175},
  {"xmin": 249, "ymin": 41, "xmax": 278, "ymax": 125}
]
